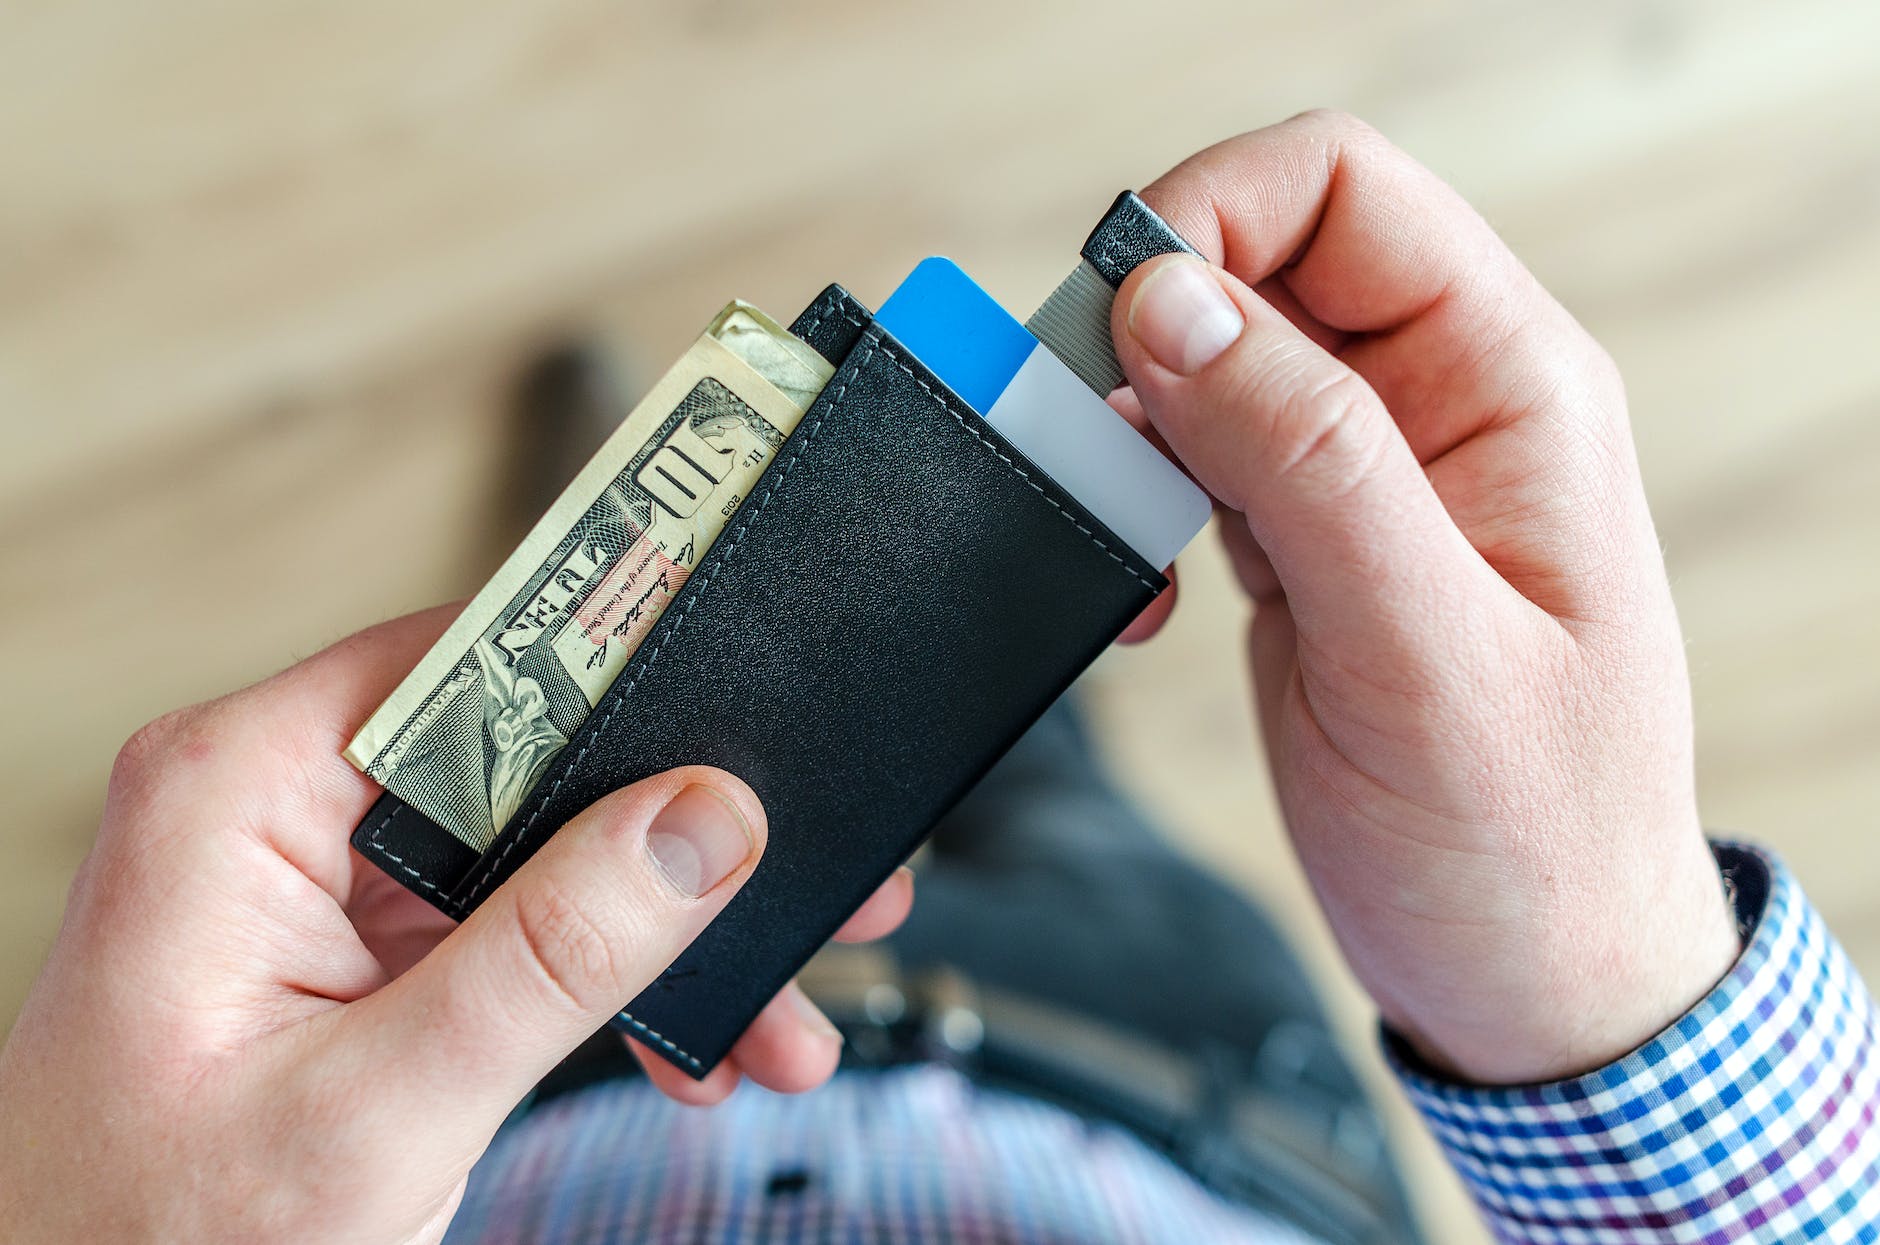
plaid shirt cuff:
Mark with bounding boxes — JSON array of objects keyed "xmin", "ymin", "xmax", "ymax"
[{"xmin": 1389, "ymin": 843, "xmax": 1880, "ymax": 1243}]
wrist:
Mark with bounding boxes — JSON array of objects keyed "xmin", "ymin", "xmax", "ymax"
[{"xmin": 1389, "ymin": 836, "xmax": 1743, "ymax": 1086}]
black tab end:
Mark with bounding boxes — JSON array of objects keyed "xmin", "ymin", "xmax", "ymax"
[{"xmin": 1078, "ymin": 191, "xmax": 1200, "ymax": 289}]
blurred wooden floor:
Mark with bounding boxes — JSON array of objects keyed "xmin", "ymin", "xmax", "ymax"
[{"xmin": 4, "ymin": 3, "xmax": 1878, "ymax": 1240}]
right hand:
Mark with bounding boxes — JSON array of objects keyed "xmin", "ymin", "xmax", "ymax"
[{"xmin": 1112, "ymin": 111, "xmax": 1741, "ymax": 1085}]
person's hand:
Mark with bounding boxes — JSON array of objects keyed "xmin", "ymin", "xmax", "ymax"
[
  {"xmin": 0, "ymin": 606, "xmax": 911, "ymax": 1242},
  {"xmin": 1112, "ymin": 111, "xmax": 1741, "ymax": 1085}
]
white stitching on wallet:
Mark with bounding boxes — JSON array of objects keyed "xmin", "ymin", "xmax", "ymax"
[
  {"xmin": 611, "ymin": 1014, "xmax": 704, "ymax": 1070},
  {"xmin": 364, "ymin": 808, "xmax": 698, "ymax": 1064},
  {"xmin": 801, "ymin": 297, "xmax": 1151, "ymax": 587},
  {"xmin": 363, "ymin": 804, "xmax": 452, "ymax": 901},
  {"xmin": 867, "ymin": 335, "xmax": 1156, "ymax": 591},
  {"xmin": 394, "ymin": 322, "xmax": 1156, "ymax": 1070},
  {"xmin": 797, "ymin": 295, "xmax": 864, "ymax": 346},
  {"xmin": 455, "ymin": 358, "xmax": 852, "ymax": 911}
]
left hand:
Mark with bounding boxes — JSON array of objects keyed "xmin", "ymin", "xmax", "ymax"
[{"xmin": 0, "ymin": 605, "xmax": 912, "ymax": 1242}]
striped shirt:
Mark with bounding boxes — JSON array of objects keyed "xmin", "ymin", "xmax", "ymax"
[{"xmin": 447, "ymin": 846, "xmax": 1880, "ymax": 1243}]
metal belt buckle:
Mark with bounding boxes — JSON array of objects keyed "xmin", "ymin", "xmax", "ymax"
[{"xmin": 799, "ymin": 945, "xmax": 986, "ymax": 1072}]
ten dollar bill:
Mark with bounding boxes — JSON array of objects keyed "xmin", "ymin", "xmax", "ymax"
[{"xmin": 345, "ymin": 303, "xmax": 833, "ymax": 851}]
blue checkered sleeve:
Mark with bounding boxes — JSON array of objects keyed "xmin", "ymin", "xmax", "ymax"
[{"xmin": 1391, "ymin": 844, "xmax": 1880, "ymax": 1243}]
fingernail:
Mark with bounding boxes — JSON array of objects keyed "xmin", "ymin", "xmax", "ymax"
[
  {"xmin": 789, "ymin": 984, "xmax": 843, "ymax": 1045},
  {"xmin": 647, "ymin": 785, "xmax": 754, "ymax": 899},
  {"xmin": 1127, "ymin": 256, "xmax": 1244, "ymax": 375}
]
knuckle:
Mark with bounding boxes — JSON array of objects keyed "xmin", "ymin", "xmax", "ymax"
[
  {"xmin": 108, "ymin": 701, "xmax": 235, "ymax": 803},
  {"xmin": 1290, "ymin": 108, "xmax": 1391, "ymax": 160},
  {"xmin": 511, "ymin": 881, "xmax": 623, "ymax": 1018},
  {"xmin": 1291, "ymin": 106, "xmax": 1373, "ymax": 139},
  {"xmin": 1268, "ymin": 363, "xmax": 1387, "ymax": 489},
  {"xmin": 1584, "ymin": 338, "xmax": 1628, "ymax": 408},
  {"xmin": 109, "ymin": 709, "xmax": 193, "ymax": 792},
  {"xmin": 1288, "ymin": 109, "xmax": 1402, "ymax": 187}
]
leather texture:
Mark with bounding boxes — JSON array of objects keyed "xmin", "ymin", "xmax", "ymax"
[
  {"xmin": 355, "ymin": 792, "xmax": 478, "ymax": 903},
  {"xmin": 353, "ymin": 285, "xmax": 1164, "ymax": 1076},
  {"xmin": 1080, "ymin": 190, "xmax": 1200, "ymax": 288}
]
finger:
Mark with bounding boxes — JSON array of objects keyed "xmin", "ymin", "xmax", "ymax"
[
  {"xmin": 629, "ymin": 1036, "xmax": 743, "ymax": 1106},
  {"xmin": 626, "ymin": 865, "xmax": 909, "ymax": 1103},
  {"xmin": 109, "ymin": 603, "xmax": 462, "ymax": 827},
  {"xmin": 266, "ymin": 602, "xmax": 466, "ymax": 738},
  {"xmin": 1218, "ymin": 517, "xmax": 1279, "ymax": 606},
  {"xmin": 88, "ymin": 602, "xmax": 470, "ymax": 951},
  {"xmin": 1139, "ymin": 110, "xmax": 1614, "ymax": 466},
  {"xmin": 277, "ymin": 605, "xmax": 462, "ymax": 871},
  {"xmin": 1141, "ymin": 111, "xmax": 1508, "ymax": 331},
  {"xmin": 346, "ymin": 766, "xmax": 765, "ymax": 1117},
  {"xmin": 141, "ymin": 604, "xmax": 468, "ymax": 903},
  {"xmin": 1114, "ymin": 254, "xmax": 1515, "ymax": 676},
  {"xmin": 1117, "ymin": 580, "xmax": 1178, "ymax": 644},
  {"xmin": 726, "ymin": 982, "xmax": 844, "ymax": 1094},
  {"xmin": 1107, "ymin": 382, "xmax": 1184, "ymax": 467},
  {"xmin": 628, "ymin": 978, "xmax": 846, "ymax": 1101},
  {"xmin": 833, "ymin": 867, "xmax": 915, "ymax": 944},
  {"xmin": 631, "ymin": 869, "xmax": 900, "ymax": 1103},
  {"xmin": 1252, "ymin": 275, "xmax": 1349, "ymax": 356},
  {"xmin": 343, "ymin": 875, "xmax": 461, "ymax": 979},
  {"xmin": 1246, "ymin": 603, "xmax": 1298, "ymax": 772},
  {"xmin": 1141, "ymin": 110, "xmax": 1537, "ymax": 348}
]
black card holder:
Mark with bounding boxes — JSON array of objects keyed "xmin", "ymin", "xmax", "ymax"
[{"xmin": 354, "ymin": 285, "xmax": 1165, "ymax": 1076}]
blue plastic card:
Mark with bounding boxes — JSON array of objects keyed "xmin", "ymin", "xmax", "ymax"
[{"xmin": 877, "ymin": 257, "xmax": 1208, "ymax": 569}]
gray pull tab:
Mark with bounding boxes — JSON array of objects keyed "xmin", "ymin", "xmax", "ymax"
[{"xmin": 1025, "ymin": 192, "xmax": 1202, "ymax": 398}]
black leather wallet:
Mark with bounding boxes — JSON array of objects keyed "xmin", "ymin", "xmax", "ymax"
[{"xmin": 354, "ymin": 199, "xmax": 1186, "ymax": 1077}]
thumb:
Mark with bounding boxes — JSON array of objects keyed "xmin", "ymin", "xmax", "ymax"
[
  {"xmin": 348, "ymin": 766, "xmax": 763, "ymax": 1115},
  {"xmin": 1113, "ymin": 255, "xmax": 1501, "ymax": 670}
]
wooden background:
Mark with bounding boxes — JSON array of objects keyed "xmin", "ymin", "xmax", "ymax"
[{"xmin": 4, "ymin": 3, "xmax": 1877, "ymax": 1238}]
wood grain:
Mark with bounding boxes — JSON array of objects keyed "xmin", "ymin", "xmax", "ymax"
[{"xmin": 3, "ymin": 3, "xmax": 1876, "ymax": 1238}]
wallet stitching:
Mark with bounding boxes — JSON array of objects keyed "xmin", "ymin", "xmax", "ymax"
[
  {"xmin": 456, "ymin": 380, "xmax": 844, "ymax": 907},
  {"xmin": 360, "ymin": 807, "xmax": 690, "ymax": 1062},
  {"xmin": 866, "ymin": 335, "xmax": 1158, "ymax": 591},
  {"xmin": 362, "ymin": 803, "xmax": 463, "ymax": 911},
  {"xmin": 359, "ymin": 297, "xmax": 866, "ymax": 925},
  {"xmin": 442, "ymin": 326, "xmax": 1151, "ymax": 1072},
  {"xmin": 796, "ymin": 298, "xmax": 863, "ymax": 345},
  {"xmin": 444, "ymin": 343, "xmax": 864, "ymax": 1070},
  {"xmin": 799, "ymin": 297, "xmax": 1147, "ymax": 587},
  {"xmin": 607, "ymin": 1014, "xmax": 701, "ymax": 1069}
]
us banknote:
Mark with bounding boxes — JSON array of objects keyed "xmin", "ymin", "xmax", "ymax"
[{"xmin": 345, "ymin": 302, "xmax": 833, "ymax": 851}]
